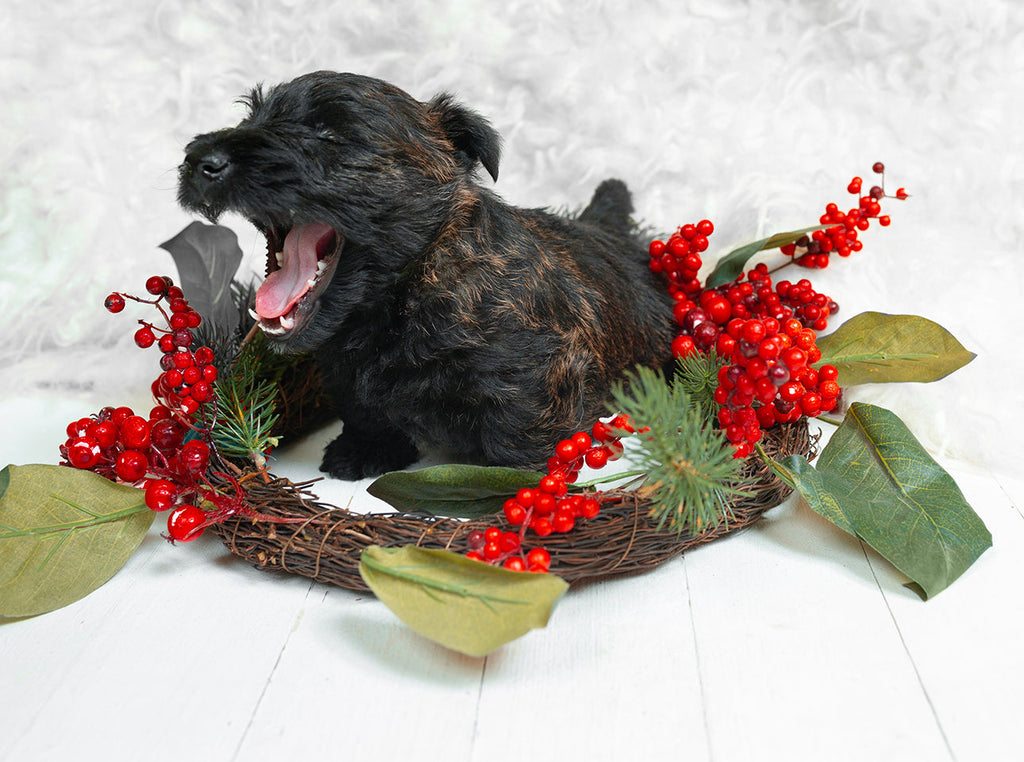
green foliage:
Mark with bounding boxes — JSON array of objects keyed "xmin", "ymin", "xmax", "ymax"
[
  {"xmin": 368, "ymin": 465, "xmax": 543, "ymax": 518},
  {"xmin": 0, "ymin": 464, "xmax": 153, "ymax": 617},
  {"xmin": 610, "ymin": 365, "xmax": 742, "ymax": 533},
  {"xmin": 213, "ymin": 330, "xmax": 283, "ymax": 466},
  {"xmin": 359, "ymin": 545, "xmax": 569, "ymax": 657},
  {"xmin": 765, "ymin": 403, "xmax": 991, "ymax": 599},
  {"xmin": 815, "ymin": 311, "xmax": 975, "ymax": 386},
  {"xmin": 672, "ymin": 351, "xmax": 727, "ymax": 425}
]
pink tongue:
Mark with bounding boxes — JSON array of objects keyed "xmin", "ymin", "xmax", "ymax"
[{"xmin": 255, "ymin": 223, "xmax": 335, "ymax": 319}]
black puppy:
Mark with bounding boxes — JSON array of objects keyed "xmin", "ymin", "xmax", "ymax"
[{"xmin": 178, "ymin": 71, "xmax": 675, "ymax": 479}]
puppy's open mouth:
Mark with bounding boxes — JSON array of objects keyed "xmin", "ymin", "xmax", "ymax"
[{"xmin": 251, "ymin": 222, "xmax": 343, "ymax": 338}]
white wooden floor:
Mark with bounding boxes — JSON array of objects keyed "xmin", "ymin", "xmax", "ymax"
[{"xmin": 2, "ymin": 391, "xmax": 1022, "ymax": 762}]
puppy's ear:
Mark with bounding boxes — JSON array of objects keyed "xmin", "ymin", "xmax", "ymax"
[{"xmin": 428, "ymin": 94, "xmax": 501, "ymax": 182}]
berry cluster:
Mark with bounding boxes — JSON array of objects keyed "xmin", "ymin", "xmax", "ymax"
[
  {"xmin": 713, "ymin": 317, "xmax": 840, "ymax": 457},
  {"xmin": 60, "ymin": 276, "xmax": 225, "ymax": 543},
  {"xmin": 466, "ymin": 415, "xmax": 637, "ymax": 572},
  {"xmin": 782, "ymin": 162, "xmax": 907, "ymax": 269},
  {"xmin": 670, "ymin": 262, "xmax": 840, "ymax": 358},
  {"xmin": 647, "ymin": 219, "xmax": 714, "ymax": 300}
]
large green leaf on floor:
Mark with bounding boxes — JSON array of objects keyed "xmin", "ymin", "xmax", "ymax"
[
  {"xmin": 359, "ymin": 545, "xmax": 568, "ymax": 656},
  {"xmin": 367, "ymin": 465, "xmax": 542, "ymax": 518},
  {"xmin": 765, "ymin": 403, "xmax": 991, "ymax": 599},
  {"xmin": 0, "ymin": 464, "xmax": 154, "ymax": 617},
  {"xmin": 815, "ymin": 312, "xmax": 974, "ymax": 386}
]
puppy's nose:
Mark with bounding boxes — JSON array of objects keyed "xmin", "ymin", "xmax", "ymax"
[{"xmin": 190, "ymin": 149, "xmax": 231, "ymax": 182}]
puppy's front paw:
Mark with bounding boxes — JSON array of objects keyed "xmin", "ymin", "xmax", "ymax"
[{"xmin": 320, "ymin": 428, "xmax": 419, "ymax": 480}]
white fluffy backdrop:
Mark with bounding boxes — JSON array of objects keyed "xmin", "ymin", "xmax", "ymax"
[{"xmin": 2, "ymin": 0, "xmax": 1021, "ymax": 474}]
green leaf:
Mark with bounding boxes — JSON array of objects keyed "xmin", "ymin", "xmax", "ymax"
[
  {"xmin": 359, "ymin": 545, "xmax": 569, "ymax": 656},
  {"xmin": 0, "ymin": 464, "xmax": 154, "ymax": 617},
  {"xmin": 815, "ymin": 312, "xmax": 975, "ymax": 386},
  {"xmin": 159, "ymin": 221, "xmax": 244, "ymax": 335},
  {"xmin": 763, "ymin": 403, "xmax": 991, "ymax": 599},
  {"xmin": 705, "ymin": 224, "xmax": 828, "ymax": 288},
  {"xmin": 367, "ymin": 465, "xmax": 542, "ymax": 518}
]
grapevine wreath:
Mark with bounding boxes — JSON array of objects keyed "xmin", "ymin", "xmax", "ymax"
[{"xmin": 0, "ymin": 165, "xmax": 991, "ymax": 656}]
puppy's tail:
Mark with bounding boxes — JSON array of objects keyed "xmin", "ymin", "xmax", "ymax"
[{"xmin": 578, "ymin": 178, "xmax": 634, "ymax": 234}]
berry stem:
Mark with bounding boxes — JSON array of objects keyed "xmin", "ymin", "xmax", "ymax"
[{"xmin": 572, "ymin": 469, "xmax": 649, "ymax": 490}]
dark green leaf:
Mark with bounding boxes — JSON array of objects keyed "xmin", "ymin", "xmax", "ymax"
[
  {"xmin": 816, "ymin": 312, "xmax": 975, "ymax": 386},
  {"xmin": 764, "ymin": 403, "xmax": 991, "ymax": 599},
  {"xmin": 359, "ymin": 545, "xmax": 569, "ymax": 656},
  {"xmin": 705, "ymin": 224, "xmax": 828, "ymax": 288},
  {"xmin": 159, "ymin": 221, "xmax": 244, "ymax": 335},
  {"xmin": 367, "ymin": 465, "xmax": 542, "ymax": 518},
  {"xmin": 0, "ymin": 464, "xmax": 154, "ymax": 617}
]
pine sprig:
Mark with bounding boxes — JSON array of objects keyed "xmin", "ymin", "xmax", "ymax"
[
  {"xmin": 672, "ymin": 351, "xmax": 727, "ymax": 425},
  {"xmin": 213, "ymin": 331, "xmax": 282, "ymax": 470},
  {"xmin": 610, "ymin": 365, "xmax": 742, "ymax": 534}
]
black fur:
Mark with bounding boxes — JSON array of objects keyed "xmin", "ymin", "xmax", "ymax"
[{"xmin": 178, "ymin": 71, "xmax": 674, "ymax": 479}]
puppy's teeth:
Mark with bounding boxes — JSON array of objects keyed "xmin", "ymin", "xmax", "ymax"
[
  {"xmin": 279, "ymin": 313, "xmax": 294, "ymax": 330},
  {"xmin": 316, "ymin": 260, "xmax": 326, "ymax": 273},
  {"xmin": 306, "ymin": 278, "xmax": 316, "ymax": 288},
  {"xmin": 275, "ymin": 251, "xmax": 284, "ymax": 265},
  {"xmin": 248, "ymin": 308, "xmax": 259, "ymax": 321}
]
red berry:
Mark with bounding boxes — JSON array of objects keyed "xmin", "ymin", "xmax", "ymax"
[
  {"xmin": 104, "ymin": 293, "xmax": 125, "ymax": 313},
  {"xmin": 110, "ymin": 406, "xmax": 134, "ymax": 426},
  {"xmin": 190, "ymin": 381, "xmax": 212, "ymax": 403},
  {"xmin": 591, "ymin": 420, "xmax": 613, "ymax": 443},
  {"xmin": 172, "ymin": 329, "xmax": 193, "ymax": 349},
  {"xmin": 66, "ymin": 437, "xmax": 102, "ymax": 469},
  {"xmin": 895, "ymin": 187, "xmax": 909, "ymax": 200},
  {"xmin": 193, "ymin": 346, "xmax": 215, "ymax": 366},
  {"xmin": 531, "ymin": 517, "xmax": 553, "ymax": 537},
  {"xmin": 144, "ymin": 479, "xmax": 178, "ymax": 511},
  {"xmin": 671, "ymin": 334, "xmax": 696, "ymax": 359},
  {"xmin": 534, "ymin": 493, "xmax": 557, "ymax": 515},
  {"xmin": 609, "ymin": 414, "xmax": 635, "ymax": 434},
  {"xmin": 580, "ymin": 497, "xmax": 600, "ymax": 519},
  {"xmin": 503, "ymin": 500, "xmax": 527, "ymax": 525},
  {"xmin": 134, "ymin": 326, "xmax": 155, "ymax": 348},
  {"xmin": 554, "ymin": 439, "xmax": 579, "ymax": 463},
  {"xmin": 87, "ymin": 420, "xmax": 119, "ymax": 450},
  {"xmin": 872, "ymin": 161, "xmax": 885, "ymax": 174},
  {"xmin": 526, "ymin": 547, "xmax": 551, "ymax": 570},
  {"xmin": 539, "ymin": 474, "xmax": 566, "ymax": 496},
  {"xmin": 158, "ymin": 334, "xmax": 176, "ymax": 354},
  {"xmin": 145, "ymin": 275, "xmax": 168, "ymax": 295},
  {"xmin": 584, "ymin": 446, "xmax": 610, "ymax": 470},
  {"xmin": 115, "ymin": 450, "xmax": 148, "ymax": 482},
  {"xmin": 552, "ymin": 510, "xmax": 575, "ymax": 534},
  {"xmin": 503, "ymin": 557, "xmax": 527, "ymax": 572},
  {"xmin": 571, "ymin": 432, "xmax": 592, "ymax": 452},
  {"xmin": 120, "ymin": 416, "xmax": 151, "ymax": 449},
  {"xmin": 167, "ymin": 504, "xmax": 206, "ymax": 542},
  {"xmin": 179, "ymin": 440, "xmax": 210, "ymax": 473},
  {"xmin": 179, "ymin": 396, "xmax": 200, "ymax": 416}
]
